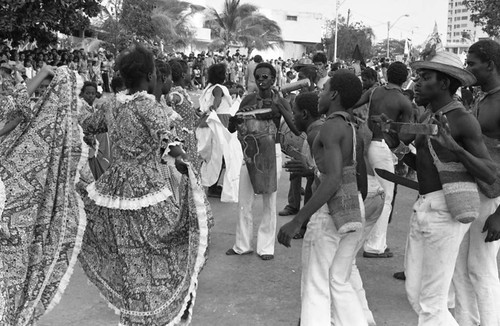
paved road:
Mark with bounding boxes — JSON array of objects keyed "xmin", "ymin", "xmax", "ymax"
[{"xmin": 39, "ymin": 169, "xmax": 424, "ymax": 326}]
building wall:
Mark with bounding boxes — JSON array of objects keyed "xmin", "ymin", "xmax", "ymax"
[{"xmin": 446, "ymin": 0, "xmax": 488, "ymax": 53}]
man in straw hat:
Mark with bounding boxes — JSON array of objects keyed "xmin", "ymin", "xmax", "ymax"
[
  {"xmin": 452, "ymin": 39, "xmax": 500, "ymax": 326},
  {"xmin": 401, "ymin": 50, "xmax": 496, "ymax": 325}
]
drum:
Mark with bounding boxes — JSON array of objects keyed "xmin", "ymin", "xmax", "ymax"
[
  {"xmin": 279, "ymin": 119, "xmax": 307, "ymax": 161},
  {"xmin": 236, "ymin": 109, "xmax": 277, "ymax": 194}
]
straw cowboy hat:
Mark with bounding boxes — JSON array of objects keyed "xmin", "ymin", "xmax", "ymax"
[{"xmin": 411, "ymin": 51, "xmax": 476, "ymax": 86}]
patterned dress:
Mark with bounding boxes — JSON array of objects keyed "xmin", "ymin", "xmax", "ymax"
[
  {"xmin": 168, "ymin": 85, "xmax": 202, "ymax": 174},
  {"xmin": 78, "ymin": 91, "xmax": 212, "ymax": 326},
  {"xmin": 0, "ymin": 67, "xmax": 88, "ymax": 325}
]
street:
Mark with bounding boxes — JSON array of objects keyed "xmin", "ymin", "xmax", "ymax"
[{"xmin": 39, "ymin": 170, "xmax": 424, "ymax": 326}]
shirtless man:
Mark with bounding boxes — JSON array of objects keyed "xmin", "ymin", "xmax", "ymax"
[
  {"xmin": 453, "ymin": 39, "xmax": 500, "ymax": 326},
  {"xmin": 354, "ymin": 61, "xmax": 413, "ymax": 258},
  {"xmin": 278, "ymin": 70, "xmax": 369, "ymax": 326},
  {"xmin": 403, "ymin": 51, "xmax": 495, "ymax": 325}
]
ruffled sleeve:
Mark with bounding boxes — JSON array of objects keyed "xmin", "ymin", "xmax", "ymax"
[{"xmin": 137, "ymin": 96, "xmax": 180, "ymax": 148}]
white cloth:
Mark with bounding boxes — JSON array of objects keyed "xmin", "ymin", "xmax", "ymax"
[
  {"xmin": 232, "ymin": 144, "xmax": 282, "ymax": 255},
  {"xmin": 197, "ymin": 111, "xmax": 243, "ymax": 202},
  {"xmin": 300, "ymin": 197, "xmax": 367, "ymax": 326},
  {"xmin": 405, "ymin": 190, "xmax": 470, "ymax": 326},
  {"xmin": 453, "ymin": 192, "xmax": 500, "ymax": 326},
  {"xmin": 364, "ymin": 139, "xmax": 395, "ymax": 254},
  {"xmin": 198, "ymin": 84, "xmax": 233, "ymax": 114},
  {"xmin": 350, "ymin": 175, "xmax": 385, "ymax": 326}
]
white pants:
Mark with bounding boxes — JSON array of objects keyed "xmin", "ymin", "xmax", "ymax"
[
  {"xmin": 350, "ymin": 181, "xmax": 385, "ymax": 326},
  {"xmin": 405, "ymin": 190, "xmax": 470, "ymax": 326},
  {"xmin": 364, "ymin": 140, "xmax": 395, "ymax": 254},
  {"xmin": 301, "ymin": 196, "xmax": 368, "ymax": 326},
  {"xmin": 453, "ymin": 193, "xmax": 500, "ymax": 326},
  {"xmin": 232, "ymin": 144, "xmax": 281, "ymax": 256}
]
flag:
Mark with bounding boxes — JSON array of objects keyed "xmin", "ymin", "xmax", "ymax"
[{"xmin": 352, "ymin": 44, "xmax": 366, "ymax": 67}]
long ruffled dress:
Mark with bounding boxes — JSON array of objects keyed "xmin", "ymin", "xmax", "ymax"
[
  {"xmin": 168, "ymin": 86, "xmax": 202, "ymax": 174},
  {"xmin": 0, "ymin": 67, "xmax": 88, "ymax": 325},
  {"xmin": 78, "ymin": 91, "xmax": 212, "ymax": 326}
]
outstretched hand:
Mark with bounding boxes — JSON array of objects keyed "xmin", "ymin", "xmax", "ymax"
[
  {"xmin": 277, "ymin": 220, "xmax": 302, "ymax": 248},
  {"xmin": 483, "ymin": 212, "xmax": 500, "ymax": 242}
]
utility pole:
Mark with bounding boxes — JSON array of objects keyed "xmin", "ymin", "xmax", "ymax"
[
  {"xmin": 333, "ymin": 0, "xmax": 339, "ymax": 62},
  {"xmin": 346, "ymin": 8, "xmax": 351, "ymax": 27}
]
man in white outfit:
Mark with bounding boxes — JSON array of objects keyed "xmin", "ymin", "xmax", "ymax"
[
  {"xmin": 452, "ymin": 39, "xmax": 500, "ymax": 326},
  {"xmin": 278, "ymin": 70, "xmax": 368, "ymax": 326},
  {"xmin": 227, "ymin": 62, "xmax": 300, "ymax": 260},
  {"xmin": 353, "ymin": 62, "xmax": 414, "ymax": 258},
  {"xmin": 403, "ymin": 51, "xmax": 495, "ymax": 325}
]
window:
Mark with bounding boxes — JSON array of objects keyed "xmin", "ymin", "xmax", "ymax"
[
  {"xmin": 286, "ymin": 15, "xmax": 298, "ymax": 21},
  {"xmin": 462, "ymin": 16, "xmax": 468, "ymax": 20},
  {"xmin": 461, "ymin": 23, "xmax": 468, "ymax": 27}
]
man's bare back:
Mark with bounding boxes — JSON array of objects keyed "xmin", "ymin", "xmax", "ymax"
[{"xmin": 368, "ymin": 85, "xmax": 413, "ymax": 144}]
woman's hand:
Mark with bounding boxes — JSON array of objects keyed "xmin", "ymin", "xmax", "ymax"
[{"xmin": 175, "ymin": 155, "xmax": 189, "ymax": 175}]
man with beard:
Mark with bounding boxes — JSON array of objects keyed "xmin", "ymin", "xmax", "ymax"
[
  {"xmin": 452, "ymin": 39, "xmax": 500, "ymax": 326},
  {"xmin": 227, "ymin": 62, "xmax": 299, "ymax": 260},
  {"xmin": 403, "ymin": 51, "xmax": 495, "ymax": 325}
]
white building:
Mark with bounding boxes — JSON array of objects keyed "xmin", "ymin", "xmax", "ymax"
[
  {"xmin": 445, "ymin": 0, "xmax": 489, "ymax": 54},
  {"xmin": 253, "ymin": 9, "xmax": 324, "ymax": 59}
]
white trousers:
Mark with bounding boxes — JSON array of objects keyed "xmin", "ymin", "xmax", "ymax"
[
  {"xmin": 405, "ymin": 190, "xmax": 470, "ymax": 326},
  {"xmin": 232, "ymin": 144, "xmax": 281, "ymax": 256},
  {"xmin": 453, "ymin": 192, "xmax": 500, "ymax": 326},
  {"xmin": 364, "ymin": 140, "xmax": 395, "ymax": 254},
  {"xmin": 351, "ymin": 181, "xmax": 385, "ymax": 326},
  {"xmin": 301, "ymin": 196, "xmax": 368, "ymax": 326}
]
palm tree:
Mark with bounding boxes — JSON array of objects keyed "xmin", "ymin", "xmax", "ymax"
[
  {"xmin": 205, "ymin": 0, "xmax": 283, "ymax": 56},
  {"xmin": 98, "ymin": 0, "xmax": 204, "ymax": 53},
  {"xmin": 151, "ymin": 0, "xmax": 205, "ymax": 49}
]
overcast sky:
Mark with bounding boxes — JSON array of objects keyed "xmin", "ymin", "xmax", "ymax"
[{"xmin": 207, "ymin": 0, "xmax": 449, "ymax": 45}]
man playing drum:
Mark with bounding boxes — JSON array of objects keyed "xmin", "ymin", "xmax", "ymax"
[{"xmin": 226, "ymin": 62, "xmax": 299, "ymax": 260}]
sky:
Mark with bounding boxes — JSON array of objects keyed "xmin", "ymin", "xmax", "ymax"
[{"xmin": 206, "ymin": 0, "xmax": 449, "ymax": 45}]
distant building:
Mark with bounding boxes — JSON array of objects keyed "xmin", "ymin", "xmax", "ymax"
[
  {"xmin": 445, "ymin": 0, "xmax": 489, "ymax": 54},
  {"xmin": 253, "ymin": 9, "xmax": 324, "ymax": 59}
]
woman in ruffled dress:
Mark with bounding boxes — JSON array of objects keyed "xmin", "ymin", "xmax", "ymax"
[
  {"xmin": 78, "ymin": 45, "xmax": 212, "ymax": 326},
  {"xmin": 167, "ymin": 60, "xmax": 202, "ymax": 174},
  {"xmin": 0, "ymin": 65, "xmax": 89, "ymax": 325}
]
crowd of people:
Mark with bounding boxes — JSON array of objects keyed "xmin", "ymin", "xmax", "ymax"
[{"xmin": 1, "ymin": 36, "xmax": 500, "ymax": 326}]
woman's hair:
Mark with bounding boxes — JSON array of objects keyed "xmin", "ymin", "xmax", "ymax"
[
  {"xmin": 168, "ymin": 59, "xmax": 184, "ymax": 83},
  {"xmin": 207, "ymin": 63, "xmax": 226, "ymax": 85},
  {"xmin": 115, "ymin": 44, "xmax": 155, "ymax": 89},
  {"xmin": 155, "ymin": 59, "xmax": 171, "ymax": 79},
  {"xmin": 110, "ymin": 75, "xmax": 125, "ymax": 93}
]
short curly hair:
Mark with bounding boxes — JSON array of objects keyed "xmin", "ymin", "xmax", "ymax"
[
  {"xmin": 327, "ymin": 69, "xmax": 362, "ymax": 109},
  {"xmin": 387, "ymin": 61, "xmax": 408, "ymax": 85},
  {"xmin": 361, "ymin": 67, "xmax": 377, "ymax": 81},
  {"xmin": 207, "ymin": 63, "xmax": 226, "ymax": 85},
  {"xmin": 295, "ymin": 92, "xmax": 320, "ymax": 118},
  {"xmin": 468, "ymin": 40, "xmax": 500, "ymax": 71},
  {"xmin": 312, "ymin": 52, "xmax": 327, "ymax": 64}
]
